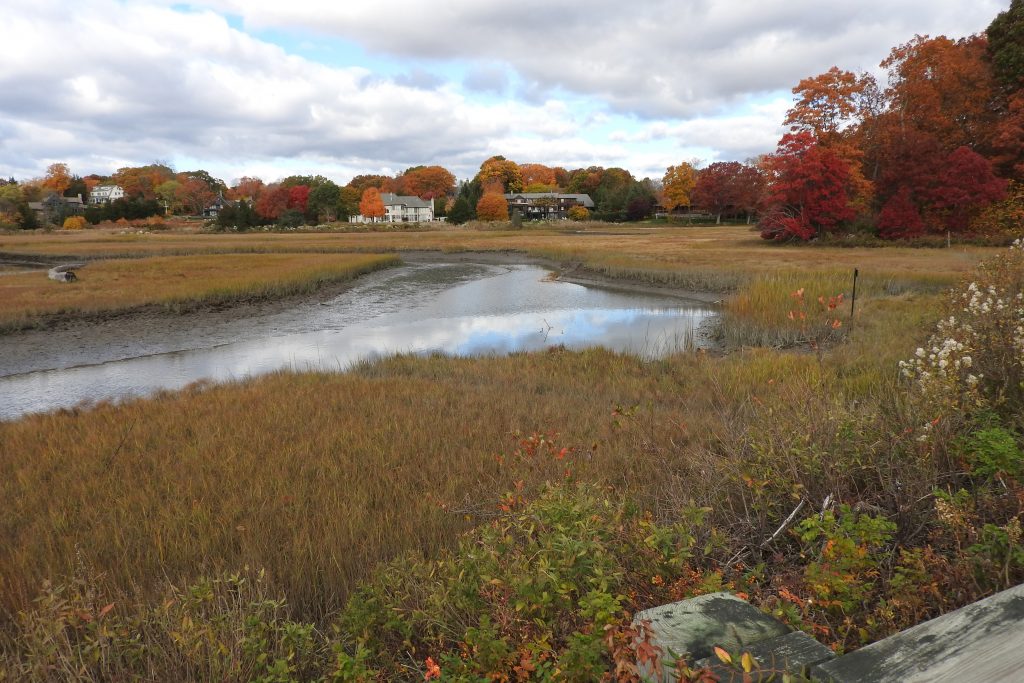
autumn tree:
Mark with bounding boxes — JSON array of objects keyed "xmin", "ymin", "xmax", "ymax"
[
  {"xmin": 359, "ymin": 187, "xmax": 386, "ymax": 222},
  {"xmin": 881, "ymin": 34, "xmax": 998, "ymax": 153},
  {"xmin": 230, "ymin": 177, "xmax": 266, "ymax": 201},
  {"xmin": 759, "ymin": 132, "xmax": 858, "ymax": 240},
  {"xmin": 784, "ymin": 67, "xmax": 871, "ymax": 142},
  {"xmin": 567, "ymin": 205, "xmax": 590, "ymax": 221},
  {"xmin": 565, "ymin": 167, "xmax": 603, "ymax": 195},
  {"xmin": 925, "ymin": 146, "xmax": 1007, "ymax": 231},
  {"xmin": 991, "ymin": 93, "xmax": 1024, "ymax": 179},
  {"xmin": 876, "ymin": 186, "xmax": 925, "ymax": 239},
  {"xmin": 42, "ymin": 163, "xmax": 72, "ymax": 195},
  {"xmin": 662, "ymin": 162, "xmax": 697, "ymax": 211},
  {"xmin": 518, "ymin": 163, "xmax": 557, "ymax": 189},
  {"xmin": 692, "ymin": 161, "xmax": 763, "ymax": 224},
  {"xmin": 402, "ymin": 166, "xmax": 456, "ymax": 199},
  {"xmin": 113, "ymin": 164, "xmax": 175, "ymax": 200},
  {"xmin": 174, "ymin": 177, "xmax": 217, "ymax": 215},
  {"xmin": 476, "ymin": 183, "xmax": 509, "ymax": 221},
  {"xmin": 287, "ymin": 185, "xmax": 310, "ymax": 214},
  {"xmin": 476, "ymin": 156, "xmax": 523, "ymax": 193},
  {"xmin": 348, "ymin": 175, "xmax": 392, "ymax": 195},
  {"xmin": 181, "ymin": 170, "xmax": 227, "ymax": 194},
  {"xmin": 255, "ymin": 184, "xmax": 290, "ymax": 221}
]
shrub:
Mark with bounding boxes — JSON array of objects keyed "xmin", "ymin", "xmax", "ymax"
[
  {"xmin": 62, "ymin": 216, "xmax": 87, "ymax": 230},
  {"xmin": 340, "ymin": 482, "xmax": 713, "ymax": 680},
  {"xmin": 568, "ymin": 205, "xmax": 590, "ymax": 221}
]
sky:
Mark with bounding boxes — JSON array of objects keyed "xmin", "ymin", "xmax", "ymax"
[{"xmin": 0, "ymin": 0, "xmax": 1009, "ymax": 186}]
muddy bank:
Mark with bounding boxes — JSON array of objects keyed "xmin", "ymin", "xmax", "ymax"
[{"xmin": 0, "ymin": 275, "xmax": 381, "ymax": 377}]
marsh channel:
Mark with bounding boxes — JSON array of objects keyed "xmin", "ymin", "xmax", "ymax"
[{"xmin": 0, "ymin": 259, "xmax": 717, "ymax": 421}]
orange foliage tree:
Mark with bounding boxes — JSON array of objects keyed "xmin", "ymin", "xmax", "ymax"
[
  {"xmin": 476, "ymin": 156, "xmax": 523, "ymax": 193},
  {"xmin": 402, "ymin": 166, "xmax": 455, "ymax": 199},
  {"xmin": 174, "ymin": 177, "xmax": 217, "ymax": 216},
  {"xmin": 230, "ymin": 176, "xmax": 265, "ymax": 201},
  {"xmin": 42, "ymin": 163, "xmax": 72, "ymax": 195},
  {"xmin": 359, "ymin": 187, "xmax": 386, "ymax": 221},
  {"xmin": 518, "ymin": 163, "xmax": 557, "ymax": 189},
  {"xmin": 784, "ymin": 67, "xmax": 873, "ymax": 143},
  {"xmin": 255, "ymin": 184, "xmax": 289, "ymax": 220},
  {"xmin": 881, "ymin": 35, "xmax": 998, "ymax": 152},
  {"xmin": 476, "ymin": 191, "xmax": 509, "ymax": 221},
  {"xmin": 112, "ymin": 165, "xmax": 175, "ymax": 200}
]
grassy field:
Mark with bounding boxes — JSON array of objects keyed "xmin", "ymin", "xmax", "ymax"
[
  {"xmin": 0, "ymin": 252, "xmax": 398, "ymax": 331},
  {"xmin": 1, "ymin": 225, "xmax": 1021, "ymax": 680},
  {"xmin": 0, "ymin": 224, "xmax": 991, "ymax": 281}
]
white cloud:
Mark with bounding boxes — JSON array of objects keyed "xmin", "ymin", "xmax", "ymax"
[
  {"xmin": 189, "ymin": 0, "xmax": 1006, "ymax": 117},
  {"xmin": 0, "ymin": 0, "xmax": 608, "ymax": 180},
  {"xmin": 0, "ymin": 0, "xmax": 1009, "ymax": 183}
]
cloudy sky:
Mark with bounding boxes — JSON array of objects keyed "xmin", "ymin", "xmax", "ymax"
[{"xmin": 0, "ymin": 0, "xmax": 1008, "ymax": 186}]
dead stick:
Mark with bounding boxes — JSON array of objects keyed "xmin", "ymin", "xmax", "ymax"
[{"xmin": 761, "ymin": 498, "xmax": 807, "ymax": 547}]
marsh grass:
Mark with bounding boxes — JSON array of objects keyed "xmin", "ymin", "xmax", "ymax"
[
  {"xmin": 0, "ymin": 229, "xmax": 1017, "ymax": 680},
  {"xmin": 0, "ymin": 253, "xmax": 398, "ymax": 330},
  {"xmin": 0, "ymin": 273, "xmax": 932, "ymax": 629}
]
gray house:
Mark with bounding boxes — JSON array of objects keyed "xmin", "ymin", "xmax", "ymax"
[{"xmin": 29, "ymin": 193, "xmax": 86, "ymax": 223}]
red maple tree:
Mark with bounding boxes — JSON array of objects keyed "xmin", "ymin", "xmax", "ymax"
[{"xmin": 759, "ymin": 132, "xmax": 857, "ymax": 240}]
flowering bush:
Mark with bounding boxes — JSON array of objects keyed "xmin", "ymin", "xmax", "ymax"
[{"xmin": 899, "ymin": 240, "xmax": 1024, "ymax": 424}]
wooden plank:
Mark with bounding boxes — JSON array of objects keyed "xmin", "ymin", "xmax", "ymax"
[
  {"xmin": 812, "ymin": 583, "xmax": 1024, "ymax": 682},
  {"xmin": 698, "ymin": 630, "xmax": 836, "ymax": 682}
]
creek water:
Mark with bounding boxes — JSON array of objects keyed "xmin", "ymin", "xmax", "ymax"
[{"xmin": 0, "ymin": 262, "xmax": 715, "ymax": 421}]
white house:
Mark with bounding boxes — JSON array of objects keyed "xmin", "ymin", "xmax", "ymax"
[
  {"xmin": 351, "ymin": 193, "xmax": 434, "ymax": 223},
  {"xmin": 89, "ymin": 185, "xmax": 125, "ymax": 204}
]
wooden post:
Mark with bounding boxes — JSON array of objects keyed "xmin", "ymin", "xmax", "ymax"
[{"xmin": 850, "ymin": 268, "xmax": 859, "ymax": 319}]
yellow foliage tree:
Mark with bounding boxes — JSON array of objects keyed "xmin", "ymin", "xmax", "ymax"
[
  {"xmin": 62, "ymin": 216, "xmax": 87, "ymax": 230},
  {"xmin": 476, "ymin": 192, "xmax": 509, "ymax": 221},
  {"xmin": 663, "ymin": 162, "xmax": 697, "ymax": 210},
  {"xmin": 567, "ymin": 205, "xmax": 590, "ymax": 221}
]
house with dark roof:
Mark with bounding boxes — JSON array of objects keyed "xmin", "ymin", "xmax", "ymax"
[
  {"xmin": 203, "ymin": 194, "xmax": 234, "ymax": 218},
  {"xmin": 352, "ymin": 193, "xmax": 434, "ymax": 223},
  {"xmin": 504, "ymin": 193, "xmax": 594, "ymax": 220},
  {"xmin": 28, "ymin": 193, "xmax": 86, "ymax": 223}
]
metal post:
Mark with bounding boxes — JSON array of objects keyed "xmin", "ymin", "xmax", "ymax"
[{"xmin": 850, "ymin": 268, "xmax": 859, "ymax": 319}]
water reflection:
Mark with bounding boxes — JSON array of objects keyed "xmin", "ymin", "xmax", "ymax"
[{"xmin": 0, "ymin": 263, "xmax": 713, "ymax": 420}]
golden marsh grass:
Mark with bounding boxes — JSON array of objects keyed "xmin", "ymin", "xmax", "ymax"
[
  {"xmin": 0, "ymin": 286, "xmax": 935, "ymax": 625},
  {"xmin": 0, "ymin": 252, "xmax": 398, "ymax": 330}
]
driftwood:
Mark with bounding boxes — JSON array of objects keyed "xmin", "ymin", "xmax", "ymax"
[{"xmin": 47, "ymin": 263, "xmax": 85, "ymax": 283}]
